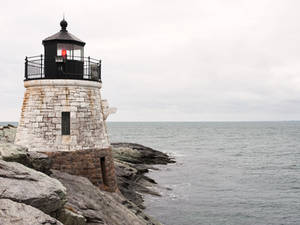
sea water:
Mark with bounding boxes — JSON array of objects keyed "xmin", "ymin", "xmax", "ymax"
[
  {"xmin": 2, "ymin": 121, "xmax": 299, "ymax": 225},
  {"xmin": 107, "ymin": 122, "xmax": 300, "ymax": 225}
]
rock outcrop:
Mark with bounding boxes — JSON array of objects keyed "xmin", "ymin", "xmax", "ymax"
[
  {"xmin": 0, "ymin": 199, "xmax": 63, "ymax": 225},
  {"xmin": 0, "ymin": 141, "xmax": 28, "ymax": 164},
  {"xmin": 112, "ymin": 143, "xmax": 175, "ymax": 165},
  {"xmin": 0, "ymin": 125, "xmax": 175, "ymax": 224},
  {"xmin": 51, "ymin": 170, "xmax": 161, "ymax": 225},
  {"xmin": 112, "ymin": 143, "xmax": 175, "ymax": 208},
  {"xmin": 0, "ymin": 160, "xmax": 66, "ymax": 214},
  {"xmin": 0, "ymin": 140, "xmax": 52, "ymax": 175},
  {"xmin": 0, "ymin": 124, "xmax": 16, "ymax": 143},
  {"xmin": 27, "ymin": 151, "xmax": 52, "ymax": 175}
]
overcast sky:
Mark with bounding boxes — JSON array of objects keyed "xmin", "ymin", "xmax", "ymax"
[{"xmin": 1, "ymin": 0, "xmax": 300, "ymax": 121}]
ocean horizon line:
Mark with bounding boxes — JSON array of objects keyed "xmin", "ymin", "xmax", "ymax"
[{"xmin": 1, "ymin": 120, "xmax": 300, "ymax": 124}]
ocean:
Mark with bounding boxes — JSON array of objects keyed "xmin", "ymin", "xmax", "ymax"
[
  {"xmin": 2, "ymin": 121, "xmax": 299, "ymax": 225},
  {"xmin": 107, "ymin": 122, "xmax": 300, "ymax": 225}
]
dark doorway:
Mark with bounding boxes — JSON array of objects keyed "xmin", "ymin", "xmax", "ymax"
[{"xmin": 100, "ymin": 157, "xmax": 108, "ymax": 186}]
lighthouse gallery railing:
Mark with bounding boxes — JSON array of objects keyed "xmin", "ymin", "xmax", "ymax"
[{"xmin": 25, "ymin": 55, "xmax": 102, "ymax": 82}]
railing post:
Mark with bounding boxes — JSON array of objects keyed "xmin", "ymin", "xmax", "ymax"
[
  {"xmin": 40, "ymin": 54, "xmax": 43, "ymax": 78},
  {"xmin": 25, "ymin": 57, "xmax": 28, "ymax": 80},
  {"xmin": 88, "ymin": 56, "xmax": 90, "ymax": 79}
]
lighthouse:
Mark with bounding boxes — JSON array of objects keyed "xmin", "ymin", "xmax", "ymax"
[{"xmin": 15, "ymin": 19, "xmax": 118, "ymax": 192}]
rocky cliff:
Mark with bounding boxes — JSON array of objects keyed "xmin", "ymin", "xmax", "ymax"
[{"xmin": 0, "ymin": 125, "xmax": 175, "ymax": 225}]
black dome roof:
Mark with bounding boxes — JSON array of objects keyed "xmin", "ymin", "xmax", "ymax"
[{"xmin": 42, "ymin": 19, "xmax": 85, "ymax": 46}]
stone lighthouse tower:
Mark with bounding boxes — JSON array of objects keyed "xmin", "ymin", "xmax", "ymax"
[{"xmin": 15, "ymin": 19, "xmax": 117, "ymax": 192}]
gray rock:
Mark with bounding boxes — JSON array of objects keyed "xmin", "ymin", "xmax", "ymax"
[
  {"xmin": 27, "ymin": 151, "xmax": 52, "ymax": 175},
  {"xmin": 0, "ymin": 142, "xmax": 29, "ymax": 165},
  {"xmin": 0, "ymin": 198, "xmax": 63, "ymax": 225},
  {"xmin": 57, "ymin": 208, "xmax": 86, "ymax": 225},
  {"xmin": 0, "ymin": 125, "xmax": 17, "ymax": 143},
  {"xmin": 0, "ymin": 141, "xmax": 52, "ymax": 175},
  {"xmin": 51, "ymin": 170, "xmax": 162, "ymax": 225},
  {"xmin": 111, "ymin": 142, "xmax": 175, "ymax": 165},
  {"xmin": 112, "ymin": 143, "xmax": 174, "ymax": 208},
  {"xmin": 114, "ymin": 160, "xmax": 160, "ymax": 209},
  {"xmin": 0, "ymin": 160, "xmax": 66, "ymax": 214}
]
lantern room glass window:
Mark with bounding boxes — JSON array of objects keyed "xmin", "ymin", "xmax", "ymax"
[{"xmin": 57, "ymin": 43, "xmax": 84, "ymax": 60}]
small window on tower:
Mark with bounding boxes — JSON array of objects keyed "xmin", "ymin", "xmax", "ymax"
[{"xmin": 61, "ymin": 112, "xmax": 70, "ymax": 135}]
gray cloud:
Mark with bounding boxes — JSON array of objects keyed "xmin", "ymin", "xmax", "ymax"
[{"xmin": 1, "ymin": 0, "xmax": 300, "ymax": 121}]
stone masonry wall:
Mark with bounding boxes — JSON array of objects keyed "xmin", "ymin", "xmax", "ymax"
[
  {"xmin": 15, "ymin": 80, "xmax": 110, "ymax": 152},
  {"xmin": 45, "ymin": 148, "xmax": 118, "ymax": 192}
]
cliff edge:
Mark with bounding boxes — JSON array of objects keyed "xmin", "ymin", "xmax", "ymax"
[{"xmin": 0, "ymin": 125, "xmax": 175, "ymax": 225}]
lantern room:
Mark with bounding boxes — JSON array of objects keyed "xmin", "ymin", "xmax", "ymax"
[{"xmin": 25, "ymin": 19, "xmax": 101, "ymax": 82}]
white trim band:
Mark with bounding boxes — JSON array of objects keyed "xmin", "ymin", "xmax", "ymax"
[{"xmin": 24, "ymin": 79, "xmax": 102, "ymax": 89}]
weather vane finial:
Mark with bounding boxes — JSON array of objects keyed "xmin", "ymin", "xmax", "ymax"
[{"xmin": 60, "ymin": 14, "xmax": 68, "ymax": 31}]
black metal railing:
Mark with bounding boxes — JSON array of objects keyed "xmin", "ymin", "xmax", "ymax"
[
  {"xmin": 25, "ymin": 55, "xmax": 44, "ymax": 80},
  {"xmin": 25, "ymin": 55, "xmax": 102, "ymax": 82}
]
